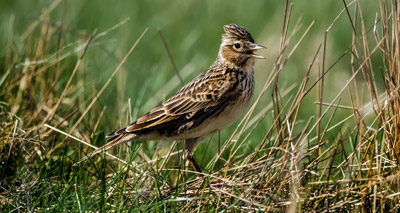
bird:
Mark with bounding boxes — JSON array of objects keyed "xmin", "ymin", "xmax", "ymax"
[{"xmin": 78, "ymin": 24, "xmax": 266, "ymax": 174}]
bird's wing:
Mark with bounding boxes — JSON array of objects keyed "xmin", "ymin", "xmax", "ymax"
[
  {"xmin": 80, "ymin": 71, "xmax": 234, "ymax": 164},
  {"xmin": 108, "ymin": 71, "xmax": 235, "ymax": 137},
  {"xmin": 164, "ymin": 72, "xmax": 231, "ymax": 115}
]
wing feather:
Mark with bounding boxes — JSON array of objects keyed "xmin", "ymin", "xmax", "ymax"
[
  {"xmin": 163, "ymin": 74, "xmax": 231, "ymax": 115},
  {"xmin": 109, "ymin": 70, "xmax": 235, "ymax": 136}
]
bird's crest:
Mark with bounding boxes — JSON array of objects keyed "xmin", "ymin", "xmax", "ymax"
[{"xmin": 222, "ymin": 24, "xmax": 254, "ymax": 43}]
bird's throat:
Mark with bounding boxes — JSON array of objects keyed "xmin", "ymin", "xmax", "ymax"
[{"xmin": 217, "ymin": 54, "xmax": 255, "ymax": 74}]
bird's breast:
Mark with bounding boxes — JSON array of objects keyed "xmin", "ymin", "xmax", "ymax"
[{"xmin": 184, "ymin": 72, "xmax": 255, "ymax": 139}]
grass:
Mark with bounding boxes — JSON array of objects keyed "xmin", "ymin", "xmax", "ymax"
[{"xmin": 1, "ymin": 0, "xmax": 400, "ymax": 211}]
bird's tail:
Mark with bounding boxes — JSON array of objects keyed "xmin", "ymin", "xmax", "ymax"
[{"xmin": 75, "ymin": 133, "xmax": 136, "ymax": 165}]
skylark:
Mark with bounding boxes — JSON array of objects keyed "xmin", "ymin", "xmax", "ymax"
[{"xmin": 79, "ymin": 24, "xmax": 265, "ymax": 174}]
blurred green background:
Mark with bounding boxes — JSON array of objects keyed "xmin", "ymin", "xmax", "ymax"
[{"xmin": 0, "ymin": 0, "xmax": 383, "ymax": 163}]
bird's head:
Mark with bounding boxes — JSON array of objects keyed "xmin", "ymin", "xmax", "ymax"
[{"xmin": 218, "ymin": 24, "xmax": 266, "ymax": 68}]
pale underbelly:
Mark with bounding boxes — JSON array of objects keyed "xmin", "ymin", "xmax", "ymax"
[{"xmin": 181, "ymin": 95, "xmax": 251, "ymax": 140}]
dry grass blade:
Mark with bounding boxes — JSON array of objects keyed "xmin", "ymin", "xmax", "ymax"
[
  {"xmin": 41, "ymin": 35, "xmax": 94, "ymax": 127},
  {"xmin": 158, "ymin": 29, "xmax": 184, "ymax": 86},
  {"xmin": 68, "ymin": 27, "xmax": 149, "ymax": 134},
  {"xmin": 45, "ymin": 28, "xmax": 149, "ymax": 156},
  {"xmin": 44, "ymin": 124, "xmax": 129, "ymax": 165}
]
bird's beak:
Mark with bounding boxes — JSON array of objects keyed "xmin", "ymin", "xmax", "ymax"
[{"xmin": 249, "ymin": 44, "xmax": 267, "ymax": 59}]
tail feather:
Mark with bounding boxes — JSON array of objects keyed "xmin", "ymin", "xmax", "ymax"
[
  {"xmin": 75, "ymin": 133, "xmax": 136, "ymax": 165},
  {"xmin": 106, "ymin": 126, "xmax": 128, "ymax": 138}
]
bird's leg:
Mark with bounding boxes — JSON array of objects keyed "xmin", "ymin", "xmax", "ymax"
[
  {"xmin": 185, "ymin": 152, "xmax": 202, "ymax": 175},
  {"xmin": 184, "ymin": 138, "xmax": 203, "ymax": 176}
]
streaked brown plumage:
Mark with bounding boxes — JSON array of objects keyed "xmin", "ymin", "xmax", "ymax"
[{"xmin": 78, "ymin": 24, "xmax": 266, "ymax": 174}]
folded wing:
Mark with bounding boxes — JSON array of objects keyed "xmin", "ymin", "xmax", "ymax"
[{"xmin": 107, "ymin": 71, "xmax": 233, "ymax": 138}]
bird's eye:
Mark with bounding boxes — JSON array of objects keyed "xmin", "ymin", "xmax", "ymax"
[{"xmin": 233, "ymin": 43, "xmax": 241, "ymax": 49}]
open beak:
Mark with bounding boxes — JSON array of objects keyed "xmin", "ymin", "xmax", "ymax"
[{"xmin": 249, "ymin": 44, "xmax": 267, "ymax": 59}]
